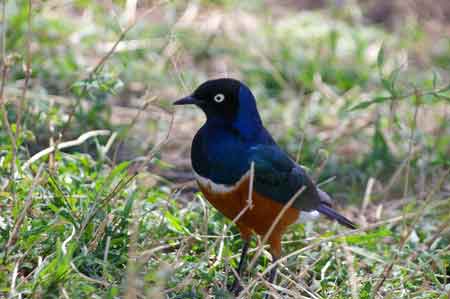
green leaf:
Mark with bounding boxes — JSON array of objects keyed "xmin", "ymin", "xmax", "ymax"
[
  {"xmin": 386, "ymin": 66, "xmax": 401, "ymax": 96},
  {"xmin": 109, "ymin": 161, "xmax": 131, "ymax": 178},
  {"xmin": 377, "ymin": 44, "xmax": 385, "ymax": 70},
  {"xmin": 164, "ymin": 211, "xmax": 190, "ymax": 235},
  {"xmin": 434, "ymin": 92, "xmax": 450, "ymax": 102},
  {"xmin": 340, "ymin": 227, "xmax": 392, "ymax": 248},
  {"xmin": 432, "ymin": 70, "xmax": 438, "ymax": 89},
  {"xmin": 348, "ymin": 96, "xmax": 392, "ymax": 111},
  {"xmin": 359, "ymin": 281, "xmax": 372, "ymax": 299}
]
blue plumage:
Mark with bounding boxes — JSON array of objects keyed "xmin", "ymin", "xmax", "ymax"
[
  {"xmin": 175, "ymin": 78, "xmax": 356, "ymax": 228},
  {"xmin": 191, "ymin": 83, "xmax": 274, "ymax": 186},
  {"xmin": 174, "ymin": 78, "xmax": 356, "ymax": 296},
  {"xmin": 189, "ymin": 81, "xmax": 321, "ymax": 211}
]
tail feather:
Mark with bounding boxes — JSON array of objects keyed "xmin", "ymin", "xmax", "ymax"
[{"xmin": 316, "ymin": 204, "xmax": 357, "ymax": 229}]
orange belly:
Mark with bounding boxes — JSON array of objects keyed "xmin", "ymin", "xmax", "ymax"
[{"xmin": 197, "ymin": 176, "xmax": 300, "ymax": 257}]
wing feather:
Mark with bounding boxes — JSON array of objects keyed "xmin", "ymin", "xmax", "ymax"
[{"xmin": 248, "ymin": 145, "xmax": 320, "ymax": 211}]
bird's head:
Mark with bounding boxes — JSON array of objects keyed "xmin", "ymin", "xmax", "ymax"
[{"xmin": 174, "ymin": 78, "xmax": 262, "ymax": 130}]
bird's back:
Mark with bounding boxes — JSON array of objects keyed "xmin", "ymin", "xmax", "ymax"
[{"xmin": 191, "ymin": 122, "xmax": 322, "ymax": 211}]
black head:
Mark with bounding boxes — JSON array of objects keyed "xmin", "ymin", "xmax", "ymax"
[{"xmin": 174, "ymin": 78, "xmax": 242, "ymax": 121}]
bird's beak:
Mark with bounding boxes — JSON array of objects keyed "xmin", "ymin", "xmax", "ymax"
[{"xmin": 173, "ymin": 96, "xmax": 203, "ymax": 106}]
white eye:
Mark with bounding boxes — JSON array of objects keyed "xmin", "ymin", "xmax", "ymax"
[{"xmin": 214, "ymin": 93, "xmax": 225, "ymax": 103}]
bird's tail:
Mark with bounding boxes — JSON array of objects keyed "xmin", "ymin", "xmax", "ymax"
[{"xmin": 316, "ymin": 203, "xmax": 357, "ymax": 229}]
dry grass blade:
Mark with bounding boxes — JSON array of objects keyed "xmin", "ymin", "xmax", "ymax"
[
  {"xmin": 128, "ymin": 108, "xmax": 175, "ymax": 175},
  {"xmin": 103, "ymin": 235, "xmax": 111, "ymax": 280},
  {"xmin": 88, "ymin": 214, "xmax": 112, "ymax": 251},
  {"xmin": 247, "ymin": 162, "xmax": 255, "ymax": 209},
  {"xmin": 403, "ymin": 93, "xmax": 420, "ymax": 198},
  {"xmin": 59, "ymin": 0, "xmax": 169, "ymax": 140},
  {"xmin": 372, "ymin": 169, "xmax": 450, "ymax": 297},
  {"xmin": 76, "ymin": 171, "xmax": 137, "ymax": 241},
  {"xmin": 112, "ymin": 95, "xmax": 156, "ymax": 166},
  {"xmin": 0, "ymin": 0, "xmax": 5, "ymax": 60},
  {"xmin": 238, "ymin": 197, "xmax": 448, "ymax": 299},
  {"xmin": 342, "ymin": 242, "xmax": 359, "ymax": 299},
  {"xmin": 5, "ymin": 165, "xmax": 44, "ymax": 253},
  {"xmin": 22, "ymin": 130, "xmax": 111, "ymax": 170},
  {"xmin": 247, "ymin": 186, "xmax": 306, "ymax": 271},
  {"xmin": 0, "ymin": 0, "xmax": 18, "ymax": 199},
  {"xmin": 425, "ymin": 214, "xmax": 450, "ymax": 249},
  {"xmin": 138, "ymin": 243, "xmax": 179, "ymax": 263},
  {"xmin": 360, "ymin": 177, "xmax": 375, "ymax": 227},
  {"xmin": 124, "ymin": 200, "xmax": 140, "ymax": 299},
  {"xmin": 212, "ymin": 224, "xmax": 227, "ymax": 267},
  {"xmin": 123, "ymin": 0, "xmax": 138, "ymax": 27},
  {"xmin": 277, "ymin": 266, "xmax": 322, "ymax": 299},
  {"xmin": 16, "ymin": 0, "xmax": 32, "ymax": 146},
  {"xmin": 167, "ymin": 163, "xmax": 257, "ymax": 291},
  {"xmin": 70, "ymin": 261, "xmax": 110, "ymax": 287},
  {"xmin": 1, "ymin": 2, "xmax": 448, "ymax": 298},
  {"xmin": 62, "ymin": 224, "xmax": 76, "ymax": 255},
  {"xmin": 9, "ymin": 256, "xmax": 20, "ymax": 297}
]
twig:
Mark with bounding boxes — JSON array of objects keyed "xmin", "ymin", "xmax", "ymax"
[
  {"xmin": 21, "ymin": 130, "xmax": 111, "ymax": 170},
  {"xmin": 124, "ymin": 200, "xmax": 139, "ymax": 299},
  {"xmin": 70, "ymin": 261, "xmax": 110, "ymax": 287},
  {"xmin": 247, "ymin": 186, "xmax": 306, "ymax": 271},
  {"xmin": 76, "ymin": 172, "xmax": 136, "ymax": 241},
  {"xmin": 76, "ymin": 107, "xmax": 174, "ymax": 244},
  {"xmin": 103, "ymin": 235, "xmax": 111, "ymax": 280},
  {"xmin": 61, "ymin": 224, "xmax": 76, "ymax": 255},
  {"xmin": 277, "ymin": 270, "xmax": 322, "ymax": 299},
  {"xmin": 342, "ymin": 243, "xmax": 358, "ymax": 299},
  {"xmin": 170, "ymin": 53, "xmax": 190, "ymax": 94},
  {"xmin": 16, "ymin": 0, "xmax": 32, "ymax": 145},
  {"xmin": 138, "ymin": 243, "xmax": 179, "ymax": 263},
  {"xmin": 0, "ymin": 63, "xmax": 15, "ymax": 165},
  {"xmin": 381, "ymin": 147, "xmax": 420, "ymax": 200},
  {"xmin": 313, "ymin": 149, "xmax": 329, "ymax": 181},
  {"xmin": 371, "ymin": 169, "xmax": 449, "ymax": 297},
  {"xmin": 88, "ymin": 214, "xmax": 111, "ymax": 251},
  {"xmin": 60, "ymin": 287, "xmax": 70, "ymax": 299},
  {"xmin": 128, "ymin": 109, "xmax": 175, "ymax": 175},
  {"xmin": 0, "ymin": 0, "xmax": 18, "ymax": 201},
  {"xmin": 360, "ymin": 177, "xmax": 375, "ymax": 227},
  {"xmin": 246, "ymin": 162, "xmax": 255, "ymax": 209},
  {"xmin": 102, "ymin": 131, "xmax": 118, "ymax": 157},
  {"xmin": 238, "ymin": 196, "xmax": 449, "ymax": 299},
  {"xmin": 169, "ymin": 163, "xmax": 257, "ymax": 291},
  {"xmin": 59, "ymin": 0, "xmax": 168, "ymax": 141},
  {"xmin": 111, "ymin": 95, "xmax": 156, "ymax": 166},
  {"xmin": 403, "ymin": 91, "xmax": 420, "ymax": 198},
  {"xmin": 294, "ymin": 133, "xmax": 305, "ymax": 164},
  {"xmin": 4, "ymin": 165, "xmax": 44, "ymax": 256},
  {"xmin": 1, "ymin": 0, "xmax": 5, "ymax": 61},
  {"xmin": 9, "ymin": 256, "xmax": 21, "ymax": 298},
  {"xmin": 212, "ymin": 224, "xmax": 227, "ymax": 267},
  {"xmin": 424, "ymin": 214, "xmax": 450, "ymax": 249}
]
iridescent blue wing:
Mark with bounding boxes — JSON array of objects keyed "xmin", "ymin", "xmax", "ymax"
[{"xmin": 248, "ymin": 144, "xmax": 320, "ymax": 211}]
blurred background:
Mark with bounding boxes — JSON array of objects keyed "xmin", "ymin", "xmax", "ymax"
[{"xmin": 1, "ymin": 0, "xmax": 449, "ymax": 298}]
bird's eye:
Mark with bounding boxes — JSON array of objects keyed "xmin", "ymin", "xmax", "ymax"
[{"xmin": 214, "ymin": 93, "xmax": 225, "ymax": 103}]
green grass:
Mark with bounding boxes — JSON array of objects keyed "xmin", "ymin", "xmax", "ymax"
[{"xmin": 1, "ymin": 1, "xmax": 449, "ymax": 298}]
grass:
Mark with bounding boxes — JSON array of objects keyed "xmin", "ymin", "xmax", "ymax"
[{"xmin": 1, "ymin": 0, "xmax": 449, "ymax": 298}]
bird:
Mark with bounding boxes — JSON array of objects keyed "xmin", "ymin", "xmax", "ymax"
[{"xmin": 174, "ymin": 78, "xmax": 356, "ymax": 297}]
